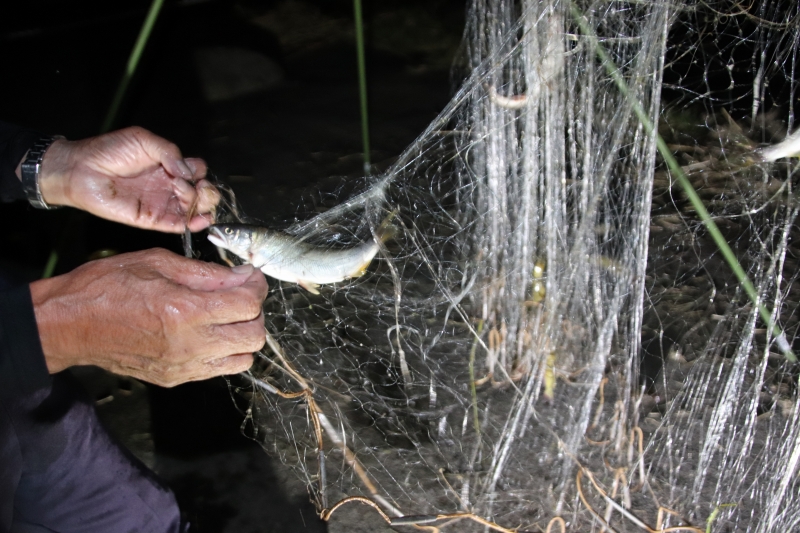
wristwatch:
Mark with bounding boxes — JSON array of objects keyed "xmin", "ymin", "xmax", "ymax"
[{"xmin": 21, "ymin": 135, "xmax": 64, "ymax": 209}]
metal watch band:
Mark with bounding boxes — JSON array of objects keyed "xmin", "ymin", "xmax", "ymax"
[{"xmin": 21, "ymin": 135, "xmax": 64, "ymax": 210}]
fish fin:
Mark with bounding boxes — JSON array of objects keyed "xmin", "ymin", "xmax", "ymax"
[
  {"xmin": 348, "ymin": 259, "xmax": 373, "ymax": 278},
  {"xmin": 216, "ymin": 248, "xmax": 236, "ymax": 267},
  {"xmin": 375, "ymin": 209, "xmax": 399, "ymax": 244},
  {"xmin": 297, "ymin": 280, "xmax": 321, "ymax": 295}
]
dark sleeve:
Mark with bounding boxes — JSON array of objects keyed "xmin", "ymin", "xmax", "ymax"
[
  {"xmin": 0, "ymin": 285, "xmax": 52, "ymax": 396},
  {"xmin": 0, "ymin": 121, "xmax": 41, "ymax": 203}
]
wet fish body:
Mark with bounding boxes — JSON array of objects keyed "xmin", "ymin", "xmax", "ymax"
[{"xmin": 208, "ymin": 224, "xmax": 380, "ymax": 294}]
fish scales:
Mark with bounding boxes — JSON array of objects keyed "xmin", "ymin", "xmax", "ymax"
[
  {"xmin": 249, "ymin": 231, "xmax": 378, "ymax": 283},
  {"xmin": 208, "ymin": 224, "xmax": 381, "ymax": 294}
]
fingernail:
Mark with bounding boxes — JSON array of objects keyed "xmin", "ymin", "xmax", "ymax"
[
  {"xmin": 176, "ymin": 159, "xmax": 193, "ymax": 179},
  {"xmin": 231, "ymin": 264, "xmax": 254, "ymax": 275}
]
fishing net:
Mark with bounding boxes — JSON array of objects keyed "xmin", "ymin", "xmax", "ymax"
[{"xmin": 209, "ymin": 0, "xmax": 800, "ymax": 530}]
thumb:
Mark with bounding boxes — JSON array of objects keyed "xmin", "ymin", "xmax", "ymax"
[
  {"xmin": 181, "ymin": 263, "xmax": 258, "ymax": 292},
  {"xmin": 156, "ymin": 252, "xmax": 257, "ymax": 291}
]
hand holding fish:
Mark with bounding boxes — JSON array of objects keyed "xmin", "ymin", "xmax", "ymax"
[
  {"xmin": 29, "ymin": 249, "xmax": 268, "ymax": 387},
  {"xmin": 29, "ymin": 126, "xmax": 220, "ymax": 232}
]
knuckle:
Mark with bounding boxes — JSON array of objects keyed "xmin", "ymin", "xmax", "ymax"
[
  {"xmin": 125, "ymin": 125, "xmax": 147, "ymax": 137},
  {"xmin": 161, "ymin": 377, "xmax": 180, "ymax": 388},
  {"xmin": 246, "ymin": 330, "xmax": 266, "ymax": 352},
  {"xmin": 139, "ymin": 248, "xmax": 173, "ymax": 271},
  {"xmin": 166, "ymin": 297, "xmax": 195, "ymax": 318},
  {"xmin": 151, "ymin": 247, "xmax": 176, "ymax": 263},
  {"xmin": 246, "ymin": 299, "xmax": 264, "ymax": 319},
  {"xmin": 234, "ymin": 293, "xmax": 263, "ymax": 320},
  {"xmin": 222, "ymin": 321, "xmax": 264, "ymax": 353},
  {"xmin": 218, "ymin": 355, "xmax": 254, "ymax": 375},
  {"xmin": 235, "ymin": 354, "xmax": 255, "ymax": 372}
]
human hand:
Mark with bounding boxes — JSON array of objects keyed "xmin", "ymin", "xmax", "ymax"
[
  {"xmin": 29, "ymin": 248, "xmax": 269, "ymax": 387},
  {"xmin": 33, "ymin": 127, "xmax": 219, "ymax": 233}
]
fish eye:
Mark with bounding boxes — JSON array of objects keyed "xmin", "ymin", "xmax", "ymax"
[{"xmin": 224, "ymin": 227, "xmax": 234, "ymax": 235}]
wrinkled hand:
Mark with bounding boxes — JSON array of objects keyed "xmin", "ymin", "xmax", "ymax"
[
  {"xmin": 36, "ymin": 126, "xmax": 219, "ymax": 233},
  {"xmin": 29, "ymin": 249, "xmax": 268, "ymax": 387}
]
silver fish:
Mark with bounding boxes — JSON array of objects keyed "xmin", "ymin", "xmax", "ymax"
[
  {"xmin": 759, "ymin": 127, "xmax": 800, "ymax": 162},
  {"xmin": 208, "ymin": 222, "xmax": 391, "ymax": 294}
]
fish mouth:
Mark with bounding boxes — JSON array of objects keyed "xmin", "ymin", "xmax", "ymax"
[{"xmin": 207, "ymin": 227, "xmax": 227, "ymax": 248}]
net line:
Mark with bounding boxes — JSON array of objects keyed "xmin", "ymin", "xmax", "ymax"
[{"xmin": 205, "ymin": 0, "xmax": 800, "ymax": 530}]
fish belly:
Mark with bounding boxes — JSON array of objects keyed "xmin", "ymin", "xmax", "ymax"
[{"xmin": 256, "ymin": 242, "xmax": 378, "ymax": 285}]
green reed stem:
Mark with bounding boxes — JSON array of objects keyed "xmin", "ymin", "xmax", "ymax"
[
  {"xmin": 570, "ymin": 3, "xmax": 796, "ymax": 362},
  {"xmin": 353, "ymin": 0, "xmax": 371, "ymax": 174},
  {"xmin": 468, "ymin": 320, "xmax": 485, "ymax": 436},
  {"xmin": 706, "ymin": 504, "xmax": 736, "ymax": 533},
  {"xmin": 44, "ymin": 0, "xmax": 166, "ymax": 280},
  {"xmin": 41, "ymin": 250, "xmax": 59, "ymax": 279},
  {"xmin": 101, "ymin": 0, "xmax": 165, "ymax": 133}
]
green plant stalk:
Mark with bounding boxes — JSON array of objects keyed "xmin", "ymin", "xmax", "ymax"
[
  {"xmin": 41, "ymin": 250, "xmax": 59, "ymax": 279},
  {"xmin": 706, "ymin": 503, "xmax": 736, "ymax": 533},
  {"xmin": 353, "ymin": 0, "xmax": 371, "ymax": 174},
  {"xmin": 569, "ymin": 3, "xmax": 796, "ymax": 362},
  {"xmin": 43, "ymin": 0, "xmax": 165, "ymax": 280},
  {"xmin": 101, "ymin": 0, "xmax": 165, "ymax": 133},
  {"xmin": 468, "ymin": 320, "xmax": 484, "ymax": 436}
]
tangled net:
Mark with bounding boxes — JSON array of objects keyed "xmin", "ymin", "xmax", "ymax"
[{"xmin": 209, "ymin": 0, "xmax": 800, "ymax": 531}]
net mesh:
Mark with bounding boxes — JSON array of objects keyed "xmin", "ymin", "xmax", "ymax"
[{"xmin": 210, "ymin": 1, "xmax": 800, "ymax": 530}]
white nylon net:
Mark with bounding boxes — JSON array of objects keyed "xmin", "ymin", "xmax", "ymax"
[{"xmin": 213, "ymin": 1, "xmax": 800, "ymax": 530}]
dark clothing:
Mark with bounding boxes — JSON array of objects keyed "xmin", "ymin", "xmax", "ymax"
[
  {"xmin": 0, "ymin": 121, "xmax": 52, "ymax": 395},
  {"xmin": 0, "ymin": 122, "xmax": 185, "ymax": 533},
  {"xmin": 0, "ymin": 122, "xmax": 39, "ymax": 204},
  {"xmin": 0, "ymin": 286, "xmax": 51, "ymax": 397},
  {"xmin": 1, "ymin": 374, "xmax": 184, "ymax": 533}
]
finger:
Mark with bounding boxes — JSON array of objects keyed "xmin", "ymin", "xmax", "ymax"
[
  {"xmin": 161, "ymin": 354, "xmax": 254, "ymax": 385},
  {"xmin": 170, "ymin": 174, "xmax": 219, "ymax": 228},
  {"xmin": 204, "ymin": 353, "xmax": 256, "ymax": 377},
  {"xmin": 205, "ymin": 315, "xmax": 267, "ymax": 357},
  {"xmin": 194, "ymin": 179, "xmax": 221, "ymax": 213},
  {"xmin": 187, "ymin": 263, "xmax": 263, "ymax": 293},
  {"xmin": 141, "ymin": 250, "xmax": 266, "ymax": 323},
  {"xmin": 152, "ymin": 353, "xmax": 254, "ymax": 387},
  {"xmin": 101, "ymin": 333, "xmax": 260, "ymax": 387},
  {"xmin": 126, "ymin": 126, "xmax": 194, "ymax": 180},
  {"xmin": 185, "ymin": 180, "xmax": 220, "ymax": 231},
  {"xmin": 196, "ymin": 275, "xmax": 267, "ymax": 324},
  {"xmin": 170, "ymin": 170, "xmax": 200, "ymax": 212},
  {"xmin": 186, "ymin": 212, "xmax": 215, "ymax": 232},
  {"xmin": 185, "ymin": 158, "xmax": 208, "ymax": 181},
  {"xmin": 140, "ymin": 248, "xmax": 253, "ymax": 294}
]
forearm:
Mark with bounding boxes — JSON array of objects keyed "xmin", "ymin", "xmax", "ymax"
[{"xmin": 28, "ymin": 274, "xmax": 84, "ymax": 374}]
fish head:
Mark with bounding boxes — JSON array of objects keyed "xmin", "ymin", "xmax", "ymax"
[{"xmin": 207, "ymin": 224, "xmax": 256, "ymax": 260}]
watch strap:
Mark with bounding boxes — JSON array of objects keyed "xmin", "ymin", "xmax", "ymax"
[{"xmin": 21, "ymin": 135, "xmax": 64, "ymax": 210}]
